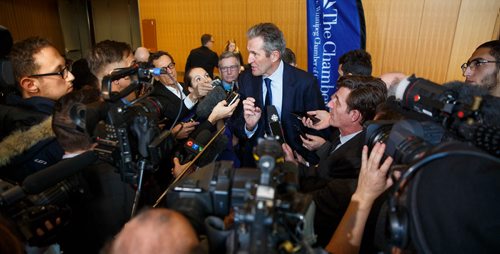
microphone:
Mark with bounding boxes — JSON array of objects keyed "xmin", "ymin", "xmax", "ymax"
[
  {"xmin": 196, "ymin": 86, "xmax": 227, "ymax": 119},
  {"xmin": 148, "ymin": 67, "xmax": 168, "ymax": 76},
  {"xmin": 178, "ymin": 130, "xmax": 212, "ymax": 164},
  {"xmin": 266, "ymin": 105, "xmax": 286, "ymax": 144},
  {"xmin": 22, "ymin": 151, "xmax": 98, "ymax": 194}
]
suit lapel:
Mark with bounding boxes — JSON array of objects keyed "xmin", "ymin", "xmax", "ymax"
[{"xmin": 281, "ymin": 64, "xmax": 296, "ymax": 127}]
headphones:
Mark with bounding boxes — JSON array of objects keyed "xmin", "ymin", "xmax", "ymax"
[
  {"xmin": 387, "ymin": 146, "xmax": 500, "ymax": 250},
  {"xmin": 52, "ymin": 102, "xmax": 87, "ymax": 134},
  {"xmin": 69, "ymin": 102, "xmax": 87, "ymax": 133}
]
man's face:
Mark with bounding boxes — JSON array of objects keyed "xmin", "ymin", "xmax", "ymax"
[
  {"xmin": 30, "ymin": 46, "xmax": 74, "ymax": 100},
  {"xmin": 463, "ymin": 47, "xmax": 499, "ymax": 91},
  {"xmin": 152, "ymin": 55, "xmax": 177, "ymax": 86},
  {"xmin": 101, "ymin": 52, "xmax": 135, "ymax": 93},
  {"xmin": 247, "ymin": 36, "xmax": 278, "ymax": 77},
  {"xmin": 327, "ymin": 87, "xmax": 354, "ymax": 130},
  {"xmin": 206, "ymin": 37, "xmax": 215, "ymax": 49},
  {"xmin": 219, "ymin": 56, "xmax": 240, "ymax": 83}
]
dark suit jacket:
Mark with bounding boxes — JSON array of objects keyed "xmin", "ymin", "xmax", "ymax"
[
  {"xmin": 231, "ymin": 63, "xmax": 327, "ymax": 167},
  {"xmin": 185, "ymin": 46, "xmax": 219, "ymax": 79},
  {"xmin": 149, "ymin": 80, "xmax": 194, "ymax": 128},
  {"xmin": 300, "ymin": 131, "xmax": 365, "ymax": 247}
]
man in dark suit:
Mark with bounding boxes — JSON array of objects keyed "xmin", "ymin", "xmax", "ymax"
[
  {"xmin": 232, "ymin": 23, "xmax": 327, "ymax": 167},
  {"xmin": 185, "ymin": 34, "xmax": 219, "ymax": 79},
  {"xmin": 284, "ymin": 75, "xmax": 387, "ymax": 246}
]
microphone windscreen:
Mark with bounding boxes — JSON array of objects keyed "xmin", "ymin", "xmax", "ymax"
[
  {"xmin": 196, "ymin": 86, "xmax": 227, "ymax": 119},
  {"xmin": 22, "ymin": 151, "xmax": 98, "ymax": 194}
]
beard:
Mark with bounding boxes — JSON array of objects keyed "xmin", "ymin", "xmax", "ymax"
[{"xmin": 481, "ymin": 70, "xmax": 499, "ymax": 92}]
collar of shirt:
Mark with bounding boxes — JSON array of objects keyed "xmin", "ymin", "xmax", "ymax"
[
  {"xmin": 339, "ymin": 130, "xmax": 363, "ymax": 146},
  {"xmin": 262, "ymin": 60, "xmax": 284, "ymax": 117},
  {"xmin": 165, "ymin": 82, "xmax": 186, "ymax": 99}
]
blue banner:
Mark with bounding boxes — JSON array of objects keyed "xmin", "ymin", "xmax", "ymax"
[{"xmin": 307, "ymin": 0, "xmax": 366, "ymax": 103}]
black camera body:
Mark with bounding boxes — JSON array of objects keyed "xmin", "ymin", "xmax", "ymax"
[
  {"xmin": 366, "ymin": 76, "xmax": 499, "ymax": 165},
  {"xmin": 365, "ymin": 76, "xmax": 500, "ymax": 251},
  {"xmin": 166, "ymin": 139, "xmax": 316, "ymax": 253},
  {"xmin": 92, "ymin": 65, "xmax": 174, "ymax": 184}
]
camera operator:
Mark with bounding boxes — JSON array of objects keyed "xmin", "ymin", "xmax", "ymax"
[
  {"xmin": 462, "ymin": 40, "xmax": 500, "ymax": 97},
  {"xmin": 0, "ymin": 37, "xmax": 74, "ymax": 182},
  {"xmin": 87, "ymin": 40, "xmax": 137, "ymax": 103},
  {"xmin": 52, "ymin": 90, "xmax": 134, "ymax": 253},
  {"xmin": 283, "ymin": 75, "xmax": 387, "ymax": 246}
]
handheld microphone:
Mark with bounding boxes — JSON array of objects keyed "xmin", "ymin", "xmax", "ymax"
[
  {"xmin": 196, "ymin": 86, "xmax": 227, "ymax": 119},
  {"xmin": 178, "ymin": 130, "xmax": 212, "ymax": 164},
  {"xmin": 154, "ymin": 125, "xmax": 227, "ymax": 207},
  {"xmin": 267, "ymin": 105, "xmax": 286, "ymax": 144},
  {"xmin": 148, "ymin": 67, "xmax": 168, "ymax": 76}
]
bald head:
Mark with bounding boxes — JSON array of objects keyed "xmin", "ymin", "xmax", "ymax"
[
  {"xmin": 134, "ymin": 47, "xmax": 150, "ymax": 63},
  {"xmin": 109, "ymin": 209, "xmax": 199, "ymax": 254}
]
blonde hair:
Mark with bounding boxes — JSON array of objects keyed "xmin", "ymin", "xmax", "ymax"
[{"xmin": 224, "ymin": 39, "xmax": 240, "ymax": 53}]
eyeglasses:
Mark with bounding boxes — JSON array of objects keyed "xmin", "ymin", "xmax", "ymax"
[
  {"xmin": 461, "ymin": 59, "xmax": 500, "ymax": 73},
  {"xmin": 220, "ymin": 65, "xmax": 239, "ymax": 73},
  {"xmin": 165, "ymin": 62, "xmax": 176, "ymax": 70},
  {"xmin": 29, "ymin": 65, "xmax": 71, "ymax": 79}
]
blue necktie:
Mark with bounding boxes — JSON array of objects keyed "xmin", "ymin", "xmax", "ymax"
[
  {"xmin": 263, "ymin": 78, "xmax": 273, "ymax": 134},
  {"xmin": 264, "ymin": 78, "xmax": 272, "ymax": 106}
]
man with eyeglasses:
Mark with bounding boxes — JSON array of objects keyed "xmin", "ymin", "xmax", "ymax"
[
  {"xmin": 219, "ymin": 51, "xmax": 241, "ymax": 92},
  {"xmin": 462, "ymin": 40, "xmax": 500, "ymax": 97},
  {"xmin": 0, "ymin": 37, "xmax": 73, "ymax": 182}
]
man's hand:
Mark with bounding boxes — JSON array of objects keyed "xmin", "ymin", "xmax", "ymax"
[
  {"xmin": 242, "ymin": 97, "xmax": 261, "ymax": 131},
  {"xmin": 172, "ymin": 121, "xmax": 199, "ymax": 140},
  {"xmin": 352, "ymin": 143, "xmax": 395, "ymax": 209},
  {"xmin": 300, "ymin": 133, "xmax": 326, "ymax": 151},
  {"xmin": 282, "ymin": 143, "xmax": 298, "ymax": 166},
  {"xmin": 172, "ymin": 157, "xmax": 189, "ymax": 178},
  {"xmin": 302, "ymin": 110, "xmax": 331, "ymax": 130}
]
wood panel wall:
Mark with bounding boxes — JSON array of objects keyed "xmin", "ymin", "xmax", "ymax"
[
  {"xmin": 138, "ymin": 0, "xmax": 499, "ymax": 84},
  {"xmin": 138, "ymin": 0, "xmax": 308, "ymax": 78},
  {"xmin": 0, "ymin": 0, "xmax": 65, "ymax": 53}
]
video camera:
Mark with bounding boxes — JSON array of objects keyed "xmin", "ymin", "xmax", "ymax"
[
  {"xmin": 0, "ymin": 151, "xmax": 98, "ymax": 247},
  {"xmin": 165, "ymin": 138, "xmax": 317, "ymax": 253},
  {"xmin": 365, "ymin": 75, "xmax": 499, "ymax": 165},
  {"xmin": 92, "ymin": 65, "xmax": 174, "ymax": 185},
  {"xmin": 363, "ymin": 76, "xmax": 500, "ymax": 252}
]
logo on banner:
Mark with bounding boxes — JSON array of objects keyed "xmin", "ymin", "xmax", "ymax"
[{"xmin": 307, "ymin": 0, "xmax": 365, "ymax": 104}]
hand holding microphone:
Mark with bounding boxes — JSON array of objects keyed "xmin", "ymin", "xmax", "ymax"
[{"xmin": 207, "ymin": 99, "xmax": 240, "ymax": 124}]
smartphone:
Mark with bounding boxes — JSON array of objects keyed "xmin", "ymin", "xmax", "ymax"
[
  {"xmin": 226, "ymin": 92, "xmax": 240, "ymax": 106},
  {"xmin": 291, "ymin": 112, "xmax": 321, "ymax": 124}
]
